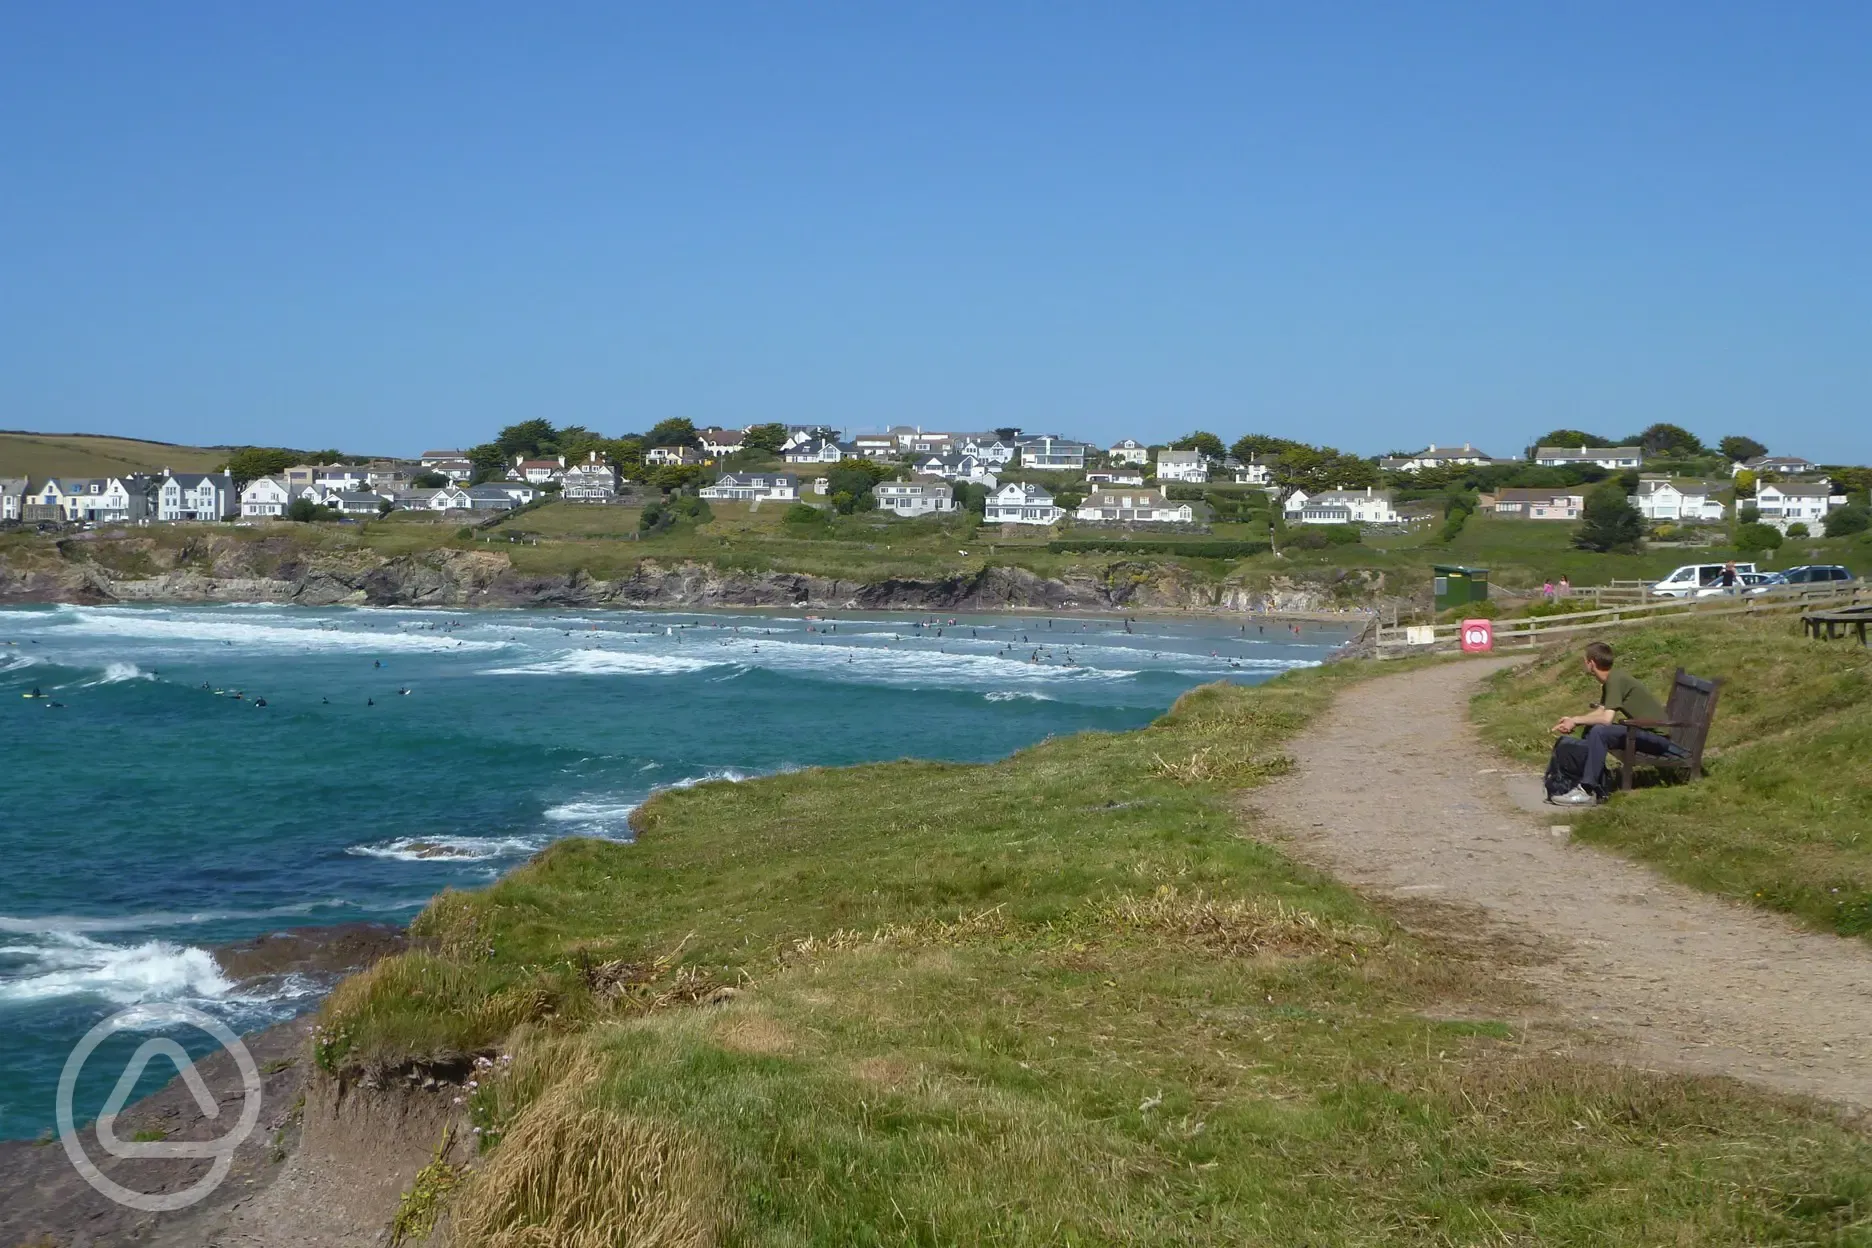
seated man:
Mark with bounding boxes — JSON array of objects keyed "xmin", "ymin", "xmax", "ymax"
[{"xmin": 1547, "ymin": 640, "xmax": 1686, "ymax": 806}]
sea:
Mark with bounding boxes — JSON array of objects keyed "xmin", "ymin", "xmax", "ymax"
[{"xmin": 0, "ymin": 602, "xmax": 1348, "ymax": 1139}]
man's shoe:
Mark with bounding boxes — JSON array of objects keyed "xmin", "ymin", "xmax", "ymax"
[{"xmin": 1550, "ymin": 785, "xmax": 1599, "ymax": 806}]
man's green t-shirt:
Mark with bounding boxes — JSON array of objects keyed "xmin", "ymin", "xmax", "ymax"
[{"xmin": 1601, "ymin": 668, "xmax": 1669, "ymax": 737}]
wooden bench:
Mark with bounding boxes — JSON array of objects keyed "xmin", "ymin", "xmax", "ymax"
[
  {"xmin": 1614, "ymin": 668, "xmax": 1722, "ymax": 792},
  {"xmin": 1802, "ymin": 604, "xmax": 1872, "ymax": 646}
]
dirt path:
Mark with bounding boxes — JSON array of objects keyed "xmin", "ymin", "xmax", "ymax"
[{"xmin": 1250, "ymin": 657, "xmax": 1872, "ymax": 1109}]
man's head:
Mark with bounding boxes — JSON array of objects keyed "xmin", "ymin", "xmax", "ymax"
[{"xmin": 1584, "ymin": 640, "xmax": 1614, "ymax": 680}]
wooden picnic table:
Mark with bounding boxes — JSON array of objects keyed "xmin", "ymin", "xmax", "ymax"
[{"xmin": 1802, "ymin": 604, "xmax": 1872, "ymax": 645}]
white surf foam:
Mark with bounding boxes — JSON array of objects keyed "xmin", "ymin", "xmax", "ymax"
[
  {"xmin": 0, "ymin": 933, "xmax": 234, "ymax": 1006},
  {"xmin": 480, "ymin": 650, "xmax": 723, "ymax": 677},
  {"xmin": 984, "ymin": 690, "xmax": 1057, "ymax": 702},
  {"xmin": 79, "ymin": 661, "xmax": 154, "ymax": 686},
  {"xmin": 50, "ymin": 607, "xmax": 506, "ymax": 653},
  {"xmin": 542, "ymin": 799, "xmax": 640, "ymax": 832},
  {"xmin": 346, "ymin": 835, "xmax": 547, "ymax": 863},
  {"xmin": 0, "ymin": 900, "xmax": 366, "ymax": 936},
  {"xmin": 0, "ymin": 653, "xmax": 41, "ymax": 674}
]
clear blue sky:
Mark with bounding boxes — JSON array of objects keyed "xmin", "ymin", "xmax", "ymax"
[{"xmin": 2, "ymin": 2, "xmax": 1866, "ymax": 462}]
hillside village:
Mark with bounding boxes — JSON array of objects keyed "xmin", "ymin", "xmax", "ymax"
[{"xmin": 1, "ymin": 422, "xmax": 1867, "ymax": 554}]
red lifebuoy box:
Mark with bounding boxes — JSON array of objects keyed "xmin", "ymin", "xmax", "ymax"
[{"xmin": 1460, "ymin": 618, "xmax": 1494, "ymax": 653}]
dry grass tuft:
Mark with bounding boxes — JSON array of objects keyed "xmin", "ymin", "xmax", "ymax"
[
  {"xmin": 1089, "ymin": 886, "xmax": 1385, "ymax": 957},
  {"xmin": 449, "ymin": 1076, "xmax": 717, "ymax": 1248},
  {"xmin": 712, "ymin": 1011, "xmax": 794, "ymax": 1056},
  {"xmin": 1149, "ymin": 746, "xmax": 1295, "ymax": 785}
]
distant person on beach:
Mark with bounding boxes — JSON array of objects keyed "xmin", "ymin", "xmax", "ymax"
[
  {"xmin": 1543, "ymin": 579, "xmax": 1555, "ymax": 601},
  {"xmin": 1546, "ymin": 641, "xmax": 1685, "ymax": 806}
]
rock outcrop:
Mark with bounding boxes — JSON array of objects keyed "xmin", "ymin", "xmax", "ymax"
[{"xmin": 1, "ymin": 533, "xmax": 1396, "ymax": 616}]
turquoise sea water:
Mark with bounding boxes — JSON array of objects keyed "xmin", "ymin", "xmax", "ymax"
[{"xmin": 0, "ymin": 602, "xmax": 1346, "ymax": 1139}]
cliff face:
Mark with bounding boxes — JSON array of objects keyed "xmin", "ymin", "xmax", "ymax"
[{"xmin": 0, "ymin": 534, "xmax": 1392, "ymax": 615}]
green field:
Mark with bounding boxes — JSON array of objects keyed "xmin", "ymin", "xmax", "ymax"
[
  {"xmin": 0, "ymin": 431, "xmax": 236, "ymax": 480},
  {"xmin": 1472, "ymin": 614, "xmax": 1872, "ymax": 940},
  {"xmin": 320, "ymin": 661, "xmax": 1872, "ymax": 1245}
]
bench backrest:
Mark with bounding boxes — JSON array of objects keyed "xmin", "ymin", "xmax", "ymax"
[{"xmin": 1664, "ymin": 668, "xmax": 1722, "ymax": 767}]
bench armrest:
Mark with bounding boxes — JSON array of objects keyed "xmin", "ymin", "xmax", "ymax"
[{"xmin": 1621, "ymin": 718, "xmax": 1688, "ymax": 729}]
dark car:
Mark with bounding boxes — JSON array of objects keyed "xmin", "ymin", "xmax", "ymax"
[{"xmin": 1780, "ymin": 565, "xmax": 1854, "ymax": 584}]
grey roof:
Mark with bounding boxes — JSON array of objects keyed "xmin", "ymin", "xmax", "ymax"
[
  {"xmin": 1535, "ymin": 445, "xmax": 1642, "ymax": 458},
  {"xmin": 165, "ymin": 472, "xmax": 231, "ymax": 488},
  {"xmin": 1759, "ymin": 481, "xmax": 1835, "ymax": 497},
  {"xmin": 994, "ymin": 482, "xmax": 1055, "ymax": 504}
]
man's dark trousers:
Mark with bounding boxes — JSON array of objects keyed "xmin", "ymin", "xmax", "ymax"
[{"xmin": 1579, "ymin": 722, "xmax": 1679, "ymax": 792}]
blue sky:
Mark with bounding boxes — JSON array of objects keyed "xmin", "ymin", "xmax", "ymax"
[{"xmin": 2, "ymin": 3, "xmax": 1866, "ymax": 462}]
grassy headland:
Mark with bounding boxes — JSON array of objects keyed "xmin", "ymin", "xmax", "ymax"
[
  {"xmin": 0, "ymin": 430, "xmax": 236, "ymax": 479},
  {"xmin": 317, "ymin": 661, "xmax": 1872, "ymax": 1244},
  {"xmin": 1472, "ymin": 615, "xmax": 1872, "ymax": 940}
]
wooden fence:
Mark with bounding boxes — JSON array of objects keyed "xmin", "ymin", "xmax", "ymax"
[{"xmin": 1374, "ymin": 582, "xmax": 1868, "ymax": 655}]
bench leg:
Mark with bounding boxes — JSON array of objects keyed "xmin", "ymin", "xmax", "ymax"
[{"xmin": 1621, "ymin": 732, "xmax": 1637, "ymax": 792}]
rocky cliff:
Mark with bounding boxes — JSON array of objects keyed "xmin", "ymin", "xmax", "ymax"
[{"xmin": 0, "ymin": 533, "xmax": 1393, "ymax": 615}]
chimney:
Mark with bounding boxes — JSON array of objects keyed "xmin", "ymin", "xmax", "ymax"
[
  {"xmin": 1428, "ymin": 443, "xmax": 1437, "ymax": 452},
  {"xmin": 1463, "ymin": 442, "xmax": 1471, "ymax": 451}
]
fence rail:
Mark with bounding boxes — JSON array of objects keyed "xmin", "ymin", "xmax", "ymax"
[{"xmin": 1375, "ymin": 582, "xmax": 1867, "ymax": 654}]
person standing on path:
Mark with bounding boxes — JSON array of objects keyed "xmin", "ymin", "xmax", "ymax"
[{"xmin": 1547, "ymin": 640, "xmax": 1685, "ymax": 805}]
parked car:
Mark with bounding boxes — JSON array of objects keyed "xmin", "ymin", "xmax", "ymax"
[
  {"xmin": 1748, "ymin": 565, "xmax": 1855, "ymax": 595},
  {"xmin": 1650, "ymin": 562, "xmax": 1759, "ymax": 598},
  {"xmin": 1694, "ymin": 571, "xmax": 1773, "ymax": 597}
]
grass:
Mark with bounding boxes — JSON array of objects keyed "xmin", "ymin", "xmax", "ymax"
[
  {"xmin": 317, "ymin": 661, "xmax": 1872, "ymax": 1245},
  {"xmin": 1471, "ymin": 614, "xmax": 1872, "ymax": 939},
  {"xmin": 0, "ymin": 431, "xmax": 234, "ymax": 480}
]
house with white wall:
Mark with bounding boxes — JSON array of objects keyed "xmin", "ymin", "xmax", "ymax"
[
  {"xmin": 1154, "ymin": 449, "xmax": 1208, "ymax": 484},
  {"xmin": 1108, "ymin": 439, "xmax": 1150, "ymax": 466},
  {"xmin": 1378, "ymin": 443, "xmax": 1498, "ymax": 472},
  {"xmin": 1487, "ymin": 488, "xmax": 1585, "ymax": 520},
  {"xmin": 1016, "ymin": 437, "xmax": 1088, "ymax": 471},
  {"xmin": 419, "ymin": 449, "xmax": 465, "ymax": 467},
  {"xmin": 1631, "ymin": 478, "xmax": 1727, "ymax": 523},
  {"xmin": 696, "ymin": 428, "xmax": 746, "ymax": 457},
  {"xmin": 0, "ymin": 478, "xmax": 25, "ymax": 522},
  {"xmin": 875, "ymin": 478, "xmax": 956, "ymax": 516},
  {"xmin": 984, "ymin": 483, "xmax": 1062, "ymax": 526},
  {"xmin": 560, "ymin": 452, "xmax": 618, "ymax": 501},
  {"xmin": 956, "ymin": 436, "xmax": 1017, "ymax": 466},
  {"xmin": 156, "ymin": 472, "xmax": 233, "ymax": 522},
  {"xmin": 240, "ymin": 476, "xmax": 293, "ymax": 518},
  {"xmin": 1230, "ymin": 455, "xmax": 1272, "ymax": 486},
  {"xmin": 1075, "ymin": 489, "xmax": 1195, "ymax": 524},
  {"xmin": 1285, "ymin": 486, "xmax": 1398, "ymax": 525},
  {"xmin": 1733, "ymin": 454, "xmax": 1819, "ymax": 478},
  {"xmin": 782, "ymin": 439, "xmax": 847, "ymax": 465},
  {"xmin": 699, "ymin": 473, "xmax": 799, "ymax": 502},
  {"xmin": 1534, "ymin": 444, "xmax": 1644, "ymax": 470},
  {"xmin": 1755, "ymin": 482, "xmax": 1848, "ymax": 531}
]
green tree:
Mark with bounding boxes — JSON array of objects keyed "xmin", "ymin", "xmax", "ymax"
[
  {"xmin": 1229, "ymin": 434, "xmax": 1304, "ymax": 461},
  {"xmin": 1739, "ymin": 504, "xmax": 1760, "ymax": 525},
  {"xmin": 1734, "ymin": 522, "xmax": 1784, "ymax": 554},
  {"xmin": 1732, "ymin": 468, "xmax": 1757, "ymax": 497},
  {"xmin": 1719, "ymin": 435, "xmax": 1768, "ymax": 463},
  {"xmin": 1572, "ymin": 482, "xmax": 1644, "ymax": 553},
  {"xmin": 1170, "ymin": 431, "xmax": 1226, "ymax": 459},
  {"xmin": 1823, "ymin": 504, "xmax": 1870, "ymax": 538},
  {"xmin": 742, "ymin": 423, "xmax": 788, "ymax": 455},
  {"xmin": 285, "ymin": 497, "xmax": 319, "ymax": 523},
  {"xmin": 225, "ymin": 447, "xmax": 298, "ymax": 484},
  {"xmin": 993, "ymin": 427, "xmax": 1022, "ymax": 443},
  {"xmin": 1636, "ymin": 423, "xmax": 1704, "ymax": 457},
  {"xmin": 494, "ymin": 420, "xmax": 558, "ymax": 458},
  {"xmin": 466, "ymin": 443, "xmax": 509, "ymax": 484},
  {"xmin": 646, "ymin": 418, "xmax": 698, "ymax": 449},
  {"xmin": 412, "ymin": 471, "xmax": 448, "ymax": 489}
]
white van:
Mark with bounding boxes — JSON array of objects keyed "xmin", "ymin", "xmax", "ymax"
[{"xmin": 1650, "ymin": 562, "xmax": 1759, "ymax": 598}]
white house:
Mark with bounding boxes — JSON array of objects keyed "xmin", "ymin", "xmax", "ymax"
[
  {"xmin": 1755, "ymin": 482, "xmax": 1848, "ymax": 531},
  {"xmin": 463, "ymin": 485, "xmax": 518, "ymax": 511},
  {"xmin": 1230, "ymin": 455, "xmax": 1272, "ymax": 486},
  {"xmin": 509, "ymin": 454, "xmax": 566, "ymax": 484},
  {"xmin": 1286, "ymin": 486, "xmax": 1399, "ymax": 525},
  {"xmin": 325, "ymin": 490, "xmax": 389, "ymax": 517},
  {"xmin": 1534, "ymin": 444, "xmax": 1644, "ymax": 470},
  {"xmin": 428, "ymin": 486, "xmax": 473, "ymax": 511},
  {"xmin": 1154, "ymin": 449, "xmax": 1208, "ymax": 484},
  {"xmin": 1108, "ymin": 439, "xmax": 1150, "ymax": 466},
  {"xmin": 984, "ymin": 482, "xmax": 1062, "ymax": 526},
  {"xmin": 875, "ymin": 478, "xmax": 955, "ymax": 516},
  {"xmin": 645, "ymin": 446, "xmax": 701, "ymax": 467},
  {"xmin": 156, "ymin": 472, "xmax": 233, "ymax": 522},
  {"xmin": 1487, "ymin": 488, "xmax": 1584, "ymax": 520},
  {"xmin": 36, "ymin": 476, "xmax": 153, "ymax": 524},
  {"xmin": 783, "ymin": 439, "xmax": 847, "ymax": 465},
  {"xmin": 1631, "ymin": 478, "xmax": 1727, "ymax": 523},
  {"xmin": 1733, "ymin": 454, "xmax": 1819, "ymax": 478},
  {"xmin": 560, "ymin": 452, "xmax": 618, "ymax": 501},
  {"xmin": 850, "ymin": 434, "xmax": 900, "ymax": 461},
  {"xmin": 429, "ymin": 458, "xmax": 475, "ymax": 483},
  {"xmin": 1378, "ymin": 443, "xmax": 1497, "ymax": 472},
  {"xmin": 487, "ymin": 481, "xmax": 540, "ymax": 504},
  {"xmin": 956, "ymin": 435, "xmax": 1018, "ymax": 466},
  {"xmin": 240, "ymin": 476, "xmax": 293, "ymax": 518},
  {"xmin": 1016, "ymin": 437, "xmax": 1088, "ymax": 471},
  {"xmin": 0, "ymin": 478, "xmax": 25, "ymax": 522},
  {"xmin": 284, "ymin": 463, "xmax": 367, "ymax": 492},
  {"xmin": 696, "ymin": 427, "xmax": 746, "ymax": 457},
  {"xmin": 699, "ymin": 472, "xmax": 799, "ymax": 502},
  {"xmin": 1076, "ymin": 489, "xmax": 1195, "ymax": 524},
  {"xmin": 419, "ymin": 449, "xmax": 465, "ymax": 467},
  {"xmin": 915, "ymin": 453, "xmax": 998, "ymax": 485},
  {"xmin": 1085, "ymin": 470, "xmax": 1145, "ymax": 487}
]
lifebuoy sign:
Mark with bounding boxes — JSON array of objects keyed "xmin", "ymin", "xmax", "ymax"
[{"xmin": 1460, "ymin": 619, "xmax": 1494, "ymax": 653}]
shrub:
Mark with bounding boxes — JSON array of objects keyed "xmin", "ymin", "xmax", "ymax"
[
  {"xmin": 1785, "ymin": 522, "xmax": 1810, "ymax": 539},
  {"xmin": 782, "ymin": 503, "xmax": 825, "ymax": 525},
  {"xmin": 1734, "ymin": 522, "xmax": 1784, "ymax": 553},
  {"xmin": 1824, "ymin": 505, "xmax": 1869, "ymax": 538},
  {"xmin": 1573, "ymin": 483, "xmax": 1643, "ymax": 553},
  {"xmin": 1045, "ymin": 538, "xmax": 1272, "ymax": 558}
]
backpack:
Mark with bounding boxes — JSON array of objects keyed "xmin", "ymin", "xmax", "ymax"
[{"xmin": 1545, "ymin": 736, "xmax": 1592, "ymax": 799}]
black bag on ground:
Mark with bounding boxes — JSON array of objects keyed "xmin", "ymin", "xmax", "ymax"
[{"xmin": 1544, "ymin": 735, "xmax": 1591, "ymax": 799}]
